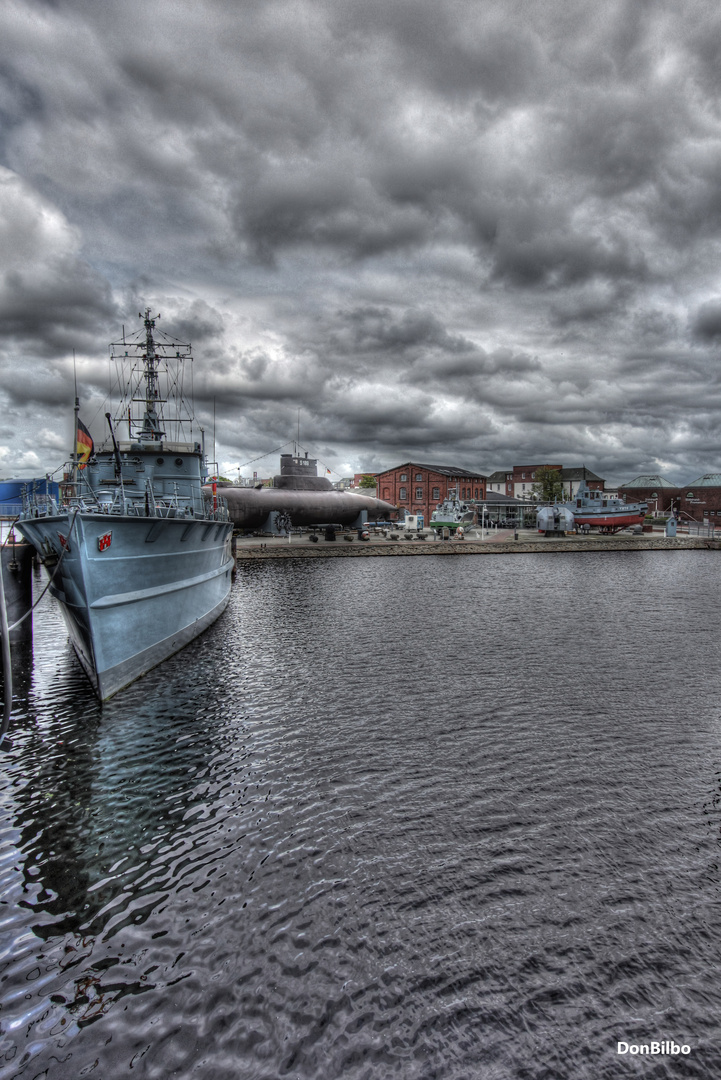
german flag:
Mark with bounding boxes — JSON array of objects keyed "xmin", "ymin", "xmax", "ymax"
[{"xmin": 77, "ymin": 418, "xmax": 94, "ymax": 468}]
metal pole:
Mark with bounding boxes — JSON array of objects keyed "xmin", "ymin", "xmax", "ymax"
[
  {"xmin": 0, "ymin": 555, "xmax": 12, "ymax": 745},
  {"xmin": 73, "ymin": 350, "xmax": 79, "ymax": 496}
]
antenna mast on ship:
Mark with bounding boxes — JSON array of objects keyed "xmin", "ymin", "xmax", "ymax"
[
  {"xmin": 110, "ymin": 308, "xmax": 194, "ymax": 448},
  {"xmin": 139, "ymin": 309, "xmax": 165, "ymax": 442},
  {"xmin": 72, "ymin": 350, "xmax": 79, "ymax": 490}
]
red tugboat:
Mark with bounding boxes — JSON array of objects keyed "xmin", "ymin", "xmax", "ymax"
[{"xmin": 561, "ymin": 480, "xmax": 647, "ymax": 533}]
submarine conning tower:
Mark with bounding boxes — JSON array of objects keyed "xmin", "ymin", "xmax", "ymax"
[{"xmin": 274, "ymin": 453, "xmax": 333, "ymax": 491}]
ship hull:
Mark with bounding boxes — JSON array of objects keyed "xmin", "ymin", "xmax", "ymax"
[
  {"xmin": 571, "ymin": 511, "xmax": 646, "ymax": 529},
  {"xmin": 429, "ymin": 517, "xmax": 474, "ymax": 530},
  {"xmin": 216, "ymin": 487, "xmax": 396, "ymax": 530},
  {"xmin": 17, "ymin": 512, "xmax": 233, "ymax": 700}
]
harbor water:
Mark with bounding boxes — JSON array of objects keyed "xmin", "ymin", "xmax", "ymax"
[{"xmin": 1, "ymin": 550, "xmax": 721, "ymax": 1078}]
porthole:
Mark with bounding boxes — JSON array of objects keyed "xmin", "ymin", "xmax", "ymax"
[
  {"xmin": 156, "ymin": 456, "xmax": 165, "ymax": 465},
  {"xmin": 175, "ymin": 458, "xmax": 183, "ymax": 467}
]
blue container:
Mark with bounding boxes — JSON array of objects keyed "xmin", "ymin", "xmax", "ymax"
[{"xmin": 0, "ymin": 478, "xmax": 60, "ymax": 515}]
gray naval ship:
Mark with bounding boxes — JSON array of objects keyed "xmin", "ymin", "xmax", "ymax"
[{"xmin": 17, "ymin": 309, "xmax": 233, "ymax": 700}]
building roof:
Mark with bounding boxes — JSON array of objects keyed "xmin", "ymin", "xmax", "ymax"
[
  {"xmin": 684, "ymin": 473, "xmax": 721, "ymax": 487},
  {"xmin": 487, "ymin": 465, "xmax": 604, "ymax": 483},
  {"xmin": 513, "ymin": 463, "xmax": 562, "ymax": 470},
  {"xmin": 620, "ymin": 474, "xmax": 677, "ymax": 489},
  {"xmin": 378, "ymin": 462, "xmax": 488, "ymax": 479},
  {"xmin": 474, "ymin": 492, "xmax": 536, "ymax": 506},
  {"xmin": 558, "ymin": 467, "xmax": 603, "ymax": 482}
]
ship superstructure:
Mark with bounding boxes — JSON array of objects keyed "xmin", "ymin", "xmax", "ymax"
[{"xmin": 429, "ymin": 489, "xmax": 475, "ymax": 533}]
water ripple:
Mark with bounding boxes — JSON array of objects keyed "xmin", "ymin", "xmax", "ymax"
[{"xmin": 1, "ymin": 552, "xmax": 721, "ymax": 1077}]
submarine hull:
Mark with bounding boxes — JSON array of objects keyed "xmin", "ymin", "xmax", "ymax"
[{"xmin": 215, "ymin": 487, "xmax": 396, "ymax": 530}]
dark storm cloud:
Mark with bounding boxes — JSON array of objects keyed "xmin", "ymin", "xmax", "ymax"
[
  {"xmin": 0, "ymin": 266, "xmax": 114, "ymax": 353},
  {"xmin": 0, "ymin": 168, "xmax": 116, "ymax": 362},
  {"xmin": 326, "ymin": 306, "xmax": 469, "ymax": 357},
  {"xmin": 154, "ymin": 299, "xmax": 227, "ymax": 349},
  {"xmin": 692, "ymin": 299, "xmax": 721, "ymax": 340}
]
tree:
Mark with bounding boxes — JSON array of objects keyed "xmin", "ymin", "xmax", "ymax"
[
  {"xmin": 359, "ymin": 474, "xmax": 376, "ymax": 488},
  {"xmin": 531, "ymin": 467, "xmax": 564, "ymax": 502}
]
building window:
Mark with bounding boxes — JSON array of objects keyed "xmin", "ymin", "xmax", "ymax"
[
  {"xmin": 507, "ymin": 475, "xmax": 512, "ymax": 481},
  {"xmin": 400, "ymin": 473, "xmax": 407, "ymax": 482},
  {"xmin": 383, "ymin": 488, "xmax": 390, "ymax": 500},
  {"xmin": 432, "ymin": 487, "xmax": 440, "ymax": 499},
  {"xmin": 531, "ymin": 472, "xmax": 535, "ymax": 479},
  {"xmin": 522, "ymin": 473, "xmax": 526, "ymax": 479},
  {"xmin": 399, "ymin": 487, "xmax": 407, "ymax": 500},
  {"xmin": 522, "ymin": 483, "xmax": 526, "ymax": 490},
  {"xmin": 415, "ymin": 473, "xmax": 423, "ymax": 481},
  {"xmin": 415, "ymin": 487, "xmax": 423, "ymax": 499},
  {"xmin": 688, "ymin": 493, "xmax": 693, "ymax": 498}
]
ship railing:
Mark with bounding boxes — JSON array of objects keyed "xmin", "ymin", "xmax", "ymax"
[
  {"xmin": 16, "ymin": 469, "xmax": 222, "ymax": 521},
  {"xmin": 20, "ymin": 493, "xmax": 61, "ymax": 517},
  {"xmin": 0, "ymin": 508, "xmax": 23, "ymax": 545},
  {"xmin": 202, "ymin": 494, "xmax": 230, "ymax": 521},
  {"xmin": 17, "ymin": 487, "xmax": 208, "ymax": 522},
  {"xmin": 86, "ymin": 491, "xmax": 202, "ymax": 520}
]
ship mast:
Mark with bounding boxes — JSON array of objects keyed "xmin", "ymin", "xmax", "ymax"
[
  {"xmin": 110, "ymin": 308, "xmax": 194, "ymax": 446},
  {"xmin": 139, "ymin": 308, "xmax": 165, "ymax": 442},
  {"xmin": 72, "ymin": 350, "xmax": 79, "ymax": 490}
]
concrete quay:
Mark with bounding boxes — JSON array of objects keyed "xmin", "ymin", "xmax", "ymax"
[{"xmin": 233, "ymin": 529, "xmax": 720, "ymax": 561}]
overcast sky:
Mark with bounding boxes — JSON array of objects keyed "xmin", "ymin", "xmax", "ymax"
[{"xmin": 3, "ymin": 0, "xmax": 721, "ymax": 486}]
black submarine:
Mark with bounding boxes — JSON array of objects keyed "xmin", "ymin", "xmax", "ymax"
[{"xmin": 209, "ymin": 453, "xmax": 397, "ymax": 533}]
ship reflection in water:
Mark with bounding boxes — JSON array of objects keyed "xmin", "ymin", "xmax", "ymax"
[{"xmin": 2, "ymin": 552, "xmax": 721, "ymax": 1079}]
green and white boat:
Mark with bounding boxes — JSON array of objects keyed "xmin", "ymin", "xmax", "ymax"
[{"xmin": 429, "ymin": 489, "xmax": 475, "ymax": 533}]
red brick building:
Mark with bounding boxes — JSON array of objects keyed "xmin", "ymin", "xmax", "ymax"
[
  {"xmin": 486, "ymin": 464, "xmax": 604, "ymax": 499},
  {"xmin": 374, "ymin": 462, "xmax": 487, "ymax": 523},
  {"xmin": 618, "ymin": 472, "xmax": 721, "ymax": 522},
  {"xmin": 678, "ymin": 474, "xmax": 721, "ymax": 523},
  {"xmin": 618, "ymin": 475, "xmax": 680, "ymax": 515}
]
